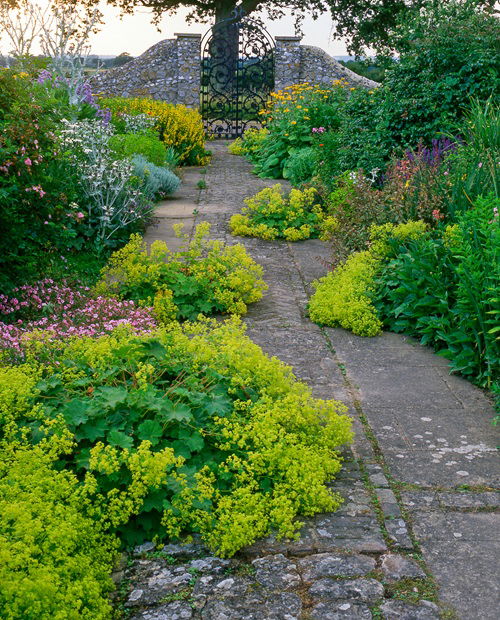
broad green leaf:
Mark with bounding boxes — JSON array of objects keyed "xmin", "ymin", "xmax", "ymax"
[
  {"xmin": 137, "ymin": 420, "xmax": 164, "ymax": 446},
  {"xmin": 108, "ymin": 429, "xmax": 134, "ymax": 450},
  {"xmin": 140, "ymin": 340, "xmax": 167, "ymax": 361},
  {"xmin": 159, "ymin": 402, "xmax": 193, "ymax": 424},
  {"xmin": 94, "ymin": 386, "xmax": 128, "ymax": 409},
  {"xmin": 62, "ymin": 399, "xmax": 90, "ymax": 426},
  {"xmin": 77, "ymin": 417, "xmax": 109, "ymax": 442}
]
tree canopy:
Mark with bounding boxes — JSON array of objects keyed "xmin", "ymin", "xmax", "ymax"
[
  {"xmin": 71, "ymin": 0, "xmax": 328, "ymax": 25},
  {"xmin": 3, "ymin": 0, "xmax": 495, "ymax": 54}
]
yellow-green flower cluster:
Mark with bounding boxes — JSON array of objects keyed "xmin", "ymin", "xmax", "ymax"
[
  {"xmin": 228, "ymin": 128, "xmax": 269, "ymax": 157},
  {"xmin": 0, "ymin": 443, "xmax": 117, "ymax": 620},
  {"xmin": 230, "ymin": 184, "xmax": 335, "ymax": 241},
  {"xmin": 95, "ymin": 223, "xmax": 267, "ymax": 319},
  {"xmin": 309, "ymin": 220, "xmax": 428, "ymax": 336}
]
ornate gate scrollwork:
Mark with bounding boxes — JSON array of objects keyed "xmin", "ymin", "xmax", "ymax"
[{"xmin": 201, "ymin": 7, "xmax": 275, "ymax": 139}]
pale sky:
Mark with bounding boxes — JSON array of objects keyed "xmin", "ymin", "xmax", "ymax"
[{"xmin": 33, "ymin": 1, "xmax": 350, "ymax": 58}]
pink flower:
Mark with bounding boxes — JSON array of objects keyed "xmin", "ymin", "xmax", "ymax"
[
  {"xmin": 24, "ymin": 158, "xmax": 32, "ymax": 166},
  {"xmin": 76, "ymin": 212, "xmax": 84, "ymax": 219}
]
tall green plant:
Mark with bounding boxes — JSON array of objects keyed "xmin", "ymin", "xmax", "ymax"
[{"xmin": 445, "ymin": 98, "xmax": 499, "ymax": 217}]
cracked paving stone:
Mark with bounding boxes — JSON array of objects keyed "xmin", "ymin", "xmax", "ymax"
[
  {"xmin": 188, "ymin": 557, "xmax": 230, "ymax": 574},
  {"xmin": 375, "ymin": 488, "xmax": 402, "ymax": 518},
  {"xmin": 192, "ymin": 575, "xmax": 253, "ymax": 599},
  {"xmin": 298, "ymin": 553, "xmax": 376, "ymax": 581},
  {"xmin": 309, "ymin": 578, "xmax": 384, "ymax": 604},
  {"xmin": 161, "ymin": 540, "xmax": 208, "ymax": 559},
  {"xmin": 384, "ymin": 519, "xmax": 414, "ymax": 550},
  {"xmin": 310, "ymin": 601, "xmax": 373, "ymax": 619},
  {"xmin": 131, "ymin": 601, "xmax": 194, "ymax": 619},
  {"xmin": 380, "ymin": 600, "xmax": 440, "ymax": 619},
  {"xmin": 200, "ymin": 591, "xmax": 302, "ymax": 619},
  {"xmin": 380, "ymin": 554, "xmax": 426, "ymax": 581},
  {"xmin": 125, "ymin": 562, "xmax": 193, "ymax": 607},
  {"xmin": 369, "ymin": 472, "xmax": 390, "ymax": 488},
  {"xmin": 252, "ymin": 553, "xmax": 301, "ymax": 590}
]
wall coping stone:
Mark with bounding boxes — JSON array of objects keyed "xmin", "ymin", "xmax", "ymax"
[{"xmin": 174, "ymin": 33, "xmax": 202, "ymax": 38}]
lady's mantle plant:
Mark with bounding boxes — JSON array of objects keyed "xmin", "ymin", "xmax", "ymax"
[
  {"xmin": 1, "ymin": 318, "xmax": 353, "ymax": 557},
  {"xmin": 96, "ymin": 223, "xmax": 267, "ymax": 320}
]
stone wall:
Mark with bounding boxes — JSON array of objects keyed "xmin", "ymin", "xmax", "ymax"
[
  {"xmin": 90, "ymin": 33, "xmax": 377, "ymax": 107},
  {"xmin": 274, "ymin": 36, "xmax": 378, "ymax": 90},
  {"xmin": 90, "ymin": 33, "xmax": 201, "ymax": 107}
]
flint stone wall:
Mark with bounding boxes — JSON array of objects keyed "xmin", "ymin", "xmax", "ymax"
[
  {"xmin": 90, "ymin": 33, "xmax": 201, "ymax": 107},
  {"xmin": 274, "ymin": 36, "xmax": 379, "ymax": 90},
  {"xmin": 91, "ymin": 33, "xmax": 378, "ymax": 108}
]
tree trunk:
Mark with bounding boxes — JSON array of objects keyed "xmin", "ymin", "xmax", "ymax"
[{"xmin": 210, "ymin": 0, "xmax": 239, "ymax": 105}]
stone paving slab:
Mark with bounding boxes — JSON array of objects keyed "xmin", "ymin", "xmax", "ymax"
[
  {"xmin": 407, "ymin": 510, "xmax": 500, "ymax": 618},
  {"xmin": 123, "ymin": 142, "xmax": 500, "ymax": 620}
]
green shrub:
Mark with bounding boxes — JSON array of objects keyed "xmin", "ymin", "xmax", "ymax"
[
  {"xmin": 313, "ymin": 3, "xmax": 499, "ymax": 189},
  {"xmin": 95, "ymin": 223, "xmax": 267, "ymax": 319},
  {"xmin": 252, "ymin": 82, "xmax": 348, "ymax": 179},
  {"xmin": 0, "ymin": 71, "xmax": 87, "ymax": 289},
  {"xmin": 283, "ymin": 147, "xmax": 317, "ymax": 186},
  {"xmin": 132, "ymin": 154, "xmax": 181, "ymax": 199},
  {"xmin": 375, "ymin": 195, "xmax": 499, "ymax": 387},
  {"xmin": 312, "ymin": 87, "xmax": 387, "ymax": 188},
  {"xmin": 3, "ymin": 318, "xmax": 353, "ymax": 557},
  {"xmin": 0, "ymin": 443, "xmax": 117, "ymax": 620},
  {"xmin": 309, "ymin": 221, "xmax": 428, "ymax": 336},
  {"xmin": 109, "ymin": 131, "xmax": 168, "ymax": 166},
  {"xmin": 230, "ymin": 184, "xmax": 336, "ymax": 241}
]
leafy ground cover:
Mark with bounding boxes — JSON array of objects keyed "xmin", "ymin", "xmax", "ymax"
[
  {"xmin": 95, "ymin": 223, "xmax": 267, "ymax": 320},
  {"xmin": 0, "ymin": 318, "xmax": 352, "ymax": 616}
]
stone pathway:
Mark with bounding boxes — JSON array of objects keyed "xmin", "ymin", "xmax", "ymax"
[{"xmin": 124, "ymin": 142, "xmax": 500, "ymax": 619}]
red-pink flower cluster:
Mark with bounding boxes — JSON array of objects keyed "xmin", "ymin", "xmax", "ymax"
[{"xmin": 0, "ymin": 279, "xmax": 157, "ymax": 354}]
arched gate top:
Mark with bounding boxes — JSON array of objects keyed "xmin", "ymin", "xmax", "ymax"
[{"xmin": 201, "ymin": 11, "xmax": 275, "ymax": 139}]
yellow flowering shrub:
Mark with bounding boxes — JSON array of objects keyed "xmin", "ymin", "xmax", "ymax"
[
  {"xmin": 100, "ymin": 96, "xmax": 208, "ymax": 165},
  {"xmin": 230, "ymin": 184, "xmax": 335, "ymax": 241},
  {"xmin": 95, "ymin": 223, "xmax": 267, "ymax": 320},
  {"xmin": 2, "ymin": 317, "xmax": 352, "ymax": 558},
  {"xmin": 309, "ymin": 221, "xmax": 428, "ymax": 336}
]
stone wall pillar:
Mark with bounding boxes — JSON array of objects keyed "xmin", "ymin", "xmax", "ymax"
[
  {"xmin": 174, "ymin": 33, "xmax": 201, "ymax": 107},
  {"xmin": 274, "ymin": 36, "xmax": 302, "ymax": 91}
]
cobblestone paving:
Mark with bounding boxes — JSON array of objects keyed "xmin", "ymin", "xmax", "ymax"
[{"xmin": 130, "ymin": 143, "xmax": 499, "ymax": 619}]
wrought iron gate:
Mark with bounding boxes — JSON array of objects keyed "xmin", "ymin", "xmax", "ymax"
[{"xmin": 201, "ymin": 7, "xmax": 275, "ymax": 139}]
